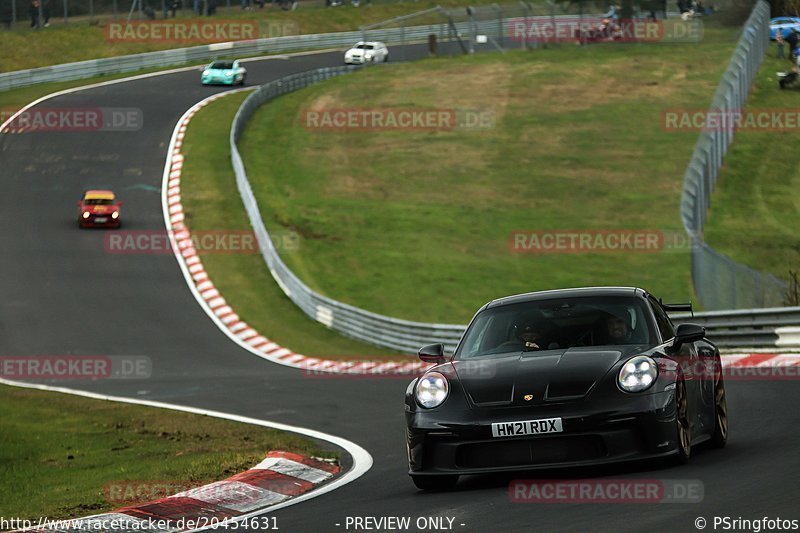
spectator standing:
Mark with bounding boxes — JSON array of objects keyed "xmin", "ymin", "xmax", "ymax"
[
  {"xmin": 777, "ymin": 33, "xmax": 786, "ymax": 59},
  {"xmin": 42, "ymin": 0, "xmax": 50, "ymax": 26},
  {"xmin": 30, "ymin": 0, "xmax": 39, "ymax": 28},
  {"xmin": 787, "ymin": 29, "xmax": 799, "ymax": 62}
]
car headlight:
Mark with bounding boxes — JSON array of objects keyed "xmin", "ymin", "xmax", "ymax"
[
  {"xmin": 111, "ymin": 211, "xmax": 119, "ymax": 219},
  {"xmin": 415, "ymin": 371, "xmax": 449, "ymax": 409},
  {"xmin": 82, "ymin": 211, "xmax": 90, "ymax": 219},
  {"xmin": 618, "ymin": 355, "xmax": 658, "ymax": 392}
]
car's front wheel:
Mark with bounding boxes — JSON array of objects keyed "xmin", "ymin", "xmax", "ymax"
[{"xmin": 411, "ymin": 475, "xmax": 458, "ymax": 491}]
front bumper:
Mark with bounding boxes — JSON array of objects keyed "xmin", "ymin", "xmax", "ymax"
[
  {"xmin": 406, "ymin": 390, "xmax": 679, "ymax": 475},
  {"xmin": 80, "ymin": 215, "xmax": 120, "ymax": 228},
  {"xmin": 345, "ymin": 56, "xmax": 368, "ymax": 64},
  {"xmin": 202, "ymin": 75, "xmax": 236, "ymax": 85}
]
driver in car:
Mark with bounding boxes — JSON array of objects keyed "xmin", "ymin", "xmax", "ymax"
[
  {"xmin": 518, "ymin": 321, "xmax": 558, "ymax": 351},
  {"xmin": 605, "ymin": 313, "xmax": 633, "ymax": 344}
]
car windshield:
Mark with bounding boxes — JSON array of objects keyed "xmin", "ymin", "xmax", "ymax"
[
  {"xmin": 84, "ymin": 198, "xmax": 114, "ymax": 205},
  {"xmin": 456, "ymin": 295, "xmax": 655, "ymax": 358},
  {"xmin": 210, "ymin": 61, "xmax": 234, "ymax": 69},
  {"xmin": 355, "ymin": 44, "xmax": 374, "ymax": 50}
]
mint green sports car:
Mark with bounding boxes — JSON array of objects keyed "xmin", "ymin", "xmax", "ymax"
[{"xmin": 201, "ymin": 60, "xmax": 247, "ymax": 86}]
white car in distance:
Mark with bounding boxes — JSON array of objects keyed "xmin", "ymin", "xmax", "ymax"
[{"xmin": 344, "ymin": 41, "xmax": 389, "ymax": 64}]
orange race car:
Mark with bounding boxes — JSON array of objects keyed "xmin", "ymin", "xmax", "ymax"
[{"xmin": 77, "ymin": 190, "xmax": 122, "ymax": 228}]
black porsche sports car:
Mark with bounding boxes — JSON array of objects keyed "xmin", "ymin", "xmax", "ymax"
[{"xmin": 405, "ymin": 287, "xmax": 728, "ymax": 490}]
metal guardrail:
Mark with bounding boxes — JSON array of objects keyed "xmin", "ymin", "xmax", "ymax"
[
  {"xmin": 679, "ymin": 0, "xmax": 788, "ymax": 310},
  {"xmin": 230, "ymin": 66, "xmax": 800, "ymax": 353},
  {"xmin": 0, "ymin": 17, "xmax": 546, "ymax": 91},
  {"xmin": 671, "ymin": 307, "xmax": 800, "ymax": 348},
  {"xmin": 0, "ymin": 27, "xmax": 393, "ymax": 90}
]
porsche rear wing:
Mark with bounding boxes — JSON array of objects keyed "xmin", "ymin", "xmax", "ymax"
[{"xmin": 660, "ymin": 299, "xmax": 693, "ymax": 316}]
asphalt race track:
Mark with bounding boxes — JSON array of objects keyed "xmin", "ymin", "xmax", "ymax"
[{"xmin": 1, "ymin": 45, "xmax": 799, "ymax": 533}]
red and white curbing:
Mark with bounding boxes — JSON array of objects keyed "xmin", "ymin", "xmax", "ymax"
[
  {"xmin": 719, "ymin": 352, "xmax": 800, "ymax": 368},
  {"xmin": 28, "ymin": 451, "xmax": 340, "ymax": 532},
  {"xmin": 162, "ymin": 92, "xmax": 429, "ymax": 378}
]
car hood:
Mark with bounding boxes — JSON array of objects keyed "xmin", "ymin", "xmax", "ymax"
[
  {"xmin": 454, "ymin": 346, "xmax": 645, "ymax": 407},
  {"xmin": 205, "ymin": 69, "xmax": 233, "ymax": 75},
  {"xmin": 83, "ymin": 205, "xmax": 118, "ymax": 214}
]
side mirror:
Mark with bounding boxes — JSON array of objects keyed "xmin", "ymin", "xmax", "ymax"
[
  {"xmin": 672, "ymin": 323, "xmax": 705, "ymax": 350},
  {"xmin": 418, "ymin": 343, "xmax": 446, "ymax": 364}
]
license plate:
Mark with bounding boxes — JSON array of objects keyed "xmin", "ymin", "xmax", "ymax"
[
  {"xmin": 94, "ymin": 217, "xmax": 108, "ymax": 223},
  {"xmin": 491, "ymin": 417, "xmax": 563, "ymax": 438}
]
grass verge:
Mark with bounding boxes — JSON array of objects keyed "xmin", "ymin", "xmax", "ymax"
[
  {"xmin": 703, "ymin": 50, "xmax": 800, "ymax": 286},
  {"xmin": 179, "ymin": 91, "xmax": 400, "ymax": 358},
  {"xmin": 0, "ymin": 383, "xmax": 336, "ymax": 520},
  {"xmin": 237, "ymin": 29, "xmax": 741, "ymax": 323}
]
